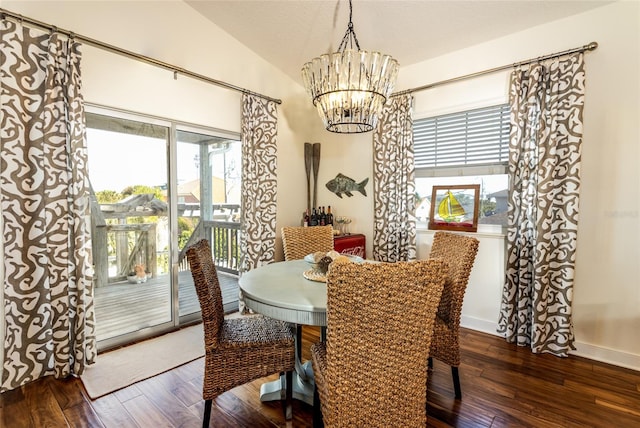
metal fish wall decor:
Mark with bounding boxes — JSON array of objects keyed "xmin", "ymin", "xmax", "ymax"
[{"xmin": 325, "ymin": 173, "xmax": 369, "ymax": 198}]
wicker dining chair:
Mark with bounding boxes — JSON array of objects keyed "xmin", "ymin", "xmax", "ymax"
[
  {"xmin": 281, "ymin": 225, "xmax": 334, "ymax": 261},
  {"xmin": 427, "ymin": 231, "xmax": 479, "ymax": 399},
  {"xmin": 185, "ymin": 239, "xmax": 295, "ymax": 428},
  {"xmin": 311, "ymin": 258, "xmax": 447, "ymax": 427}
]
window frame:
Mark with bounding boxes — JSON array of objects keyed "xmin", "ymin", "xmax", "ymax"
[{"xmin": 413, "ymin": 103, "xmax": 510, "ymax": 234}]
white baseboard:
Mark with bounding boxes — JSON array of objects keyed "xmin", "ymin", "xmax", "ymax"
[
  {"xmin": 460, "ymin": 315, "xmax": 501, "ymax": 337},
  {"xmin": 572, "ymin": 341, "xmax": 640, "ymax": 372},
  {"xmin": 460, "ymin": 315, "xmax": 640, "ymax": 372}
]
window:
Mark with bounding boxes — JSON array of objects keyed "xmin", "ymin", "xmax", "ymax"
[{"xmin": 413, "ymin": 104, "xmax": 510, "ymax": 229}]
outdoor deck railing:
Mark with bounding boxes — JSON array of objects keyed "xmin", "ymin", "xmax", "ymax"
[
  {"xmin": 177, "ymin": 220, "xmax": 241, "ymax": 275},
  {"xmin": 97, "ymin": 220, "xmax": 240, "ymax": 287},
  {"xmin": 91, "ymin": 194, "xmax": 242, "ymax": 286},
  {"xmin": 209, "ymin": 220, "xmax": 241, "ymax": 274}
]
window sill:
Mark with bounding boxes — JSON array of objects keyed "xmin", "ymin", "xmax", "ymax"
[{"xmin": 416, "ymin": 224, "xmax": 506, "ymax": 239}]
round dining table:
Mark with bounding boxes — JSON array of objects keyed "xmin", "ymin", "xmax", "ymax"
[{"xmin": 238, "ymin": 259, "xmax": 327, "ymax": 405}]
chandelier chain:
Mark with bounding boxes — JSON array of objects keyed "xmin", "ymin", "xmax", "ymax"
[{"xmin": 337, "ymin": 0, "xmax": 361, "ymax": 52}]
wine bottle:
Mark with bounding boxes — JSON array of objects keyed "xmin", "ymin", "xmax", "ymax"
[
  {"xmin": 326, "ymin": 206, "xmax": 333, "ymax": 226},
  {"xmin": 303, "ymin": 210, "xmax": 309, "ymax": 227},
  {"xmin": 320, "ymin": 206, "xmax": 326, "ymax": 226},
  {"xmin": 310, "ymin": 208, "xmax": 318, "ymax": 226}
]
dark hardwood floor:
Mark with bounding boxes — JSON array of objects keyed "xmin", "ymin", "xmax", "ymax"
[{"xmin": 1, "ymin": 326, "xmax": 639, "ymax": 427}]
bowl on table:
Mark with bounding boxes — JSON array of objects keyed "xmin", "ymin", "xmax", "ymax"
[{"xmin": 303, "ymin": 251, "xmax": 364, "ymax": 282}]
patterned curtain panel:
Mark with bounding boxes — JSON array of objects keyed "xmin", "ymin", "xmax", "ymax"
[
  {"xmin": 498, "ymin": 53, "xmax": 585, "ymax": 357},
  {"xmin": 372, "ymin": 94, "xmax": 417, "ymax": 262},
  {"xmin": 0, "ymin": 19, "xmax": 95, "ymax": 392},
  {"xmin": 239, "ymin": 93, "xmax": 278, "ymax": 313}
]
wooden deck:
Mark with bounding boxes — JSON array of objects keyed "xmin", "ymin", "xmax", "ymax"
[{"xmin": 94, "ymin": 270, "xmax": 239, "ymax": 342}]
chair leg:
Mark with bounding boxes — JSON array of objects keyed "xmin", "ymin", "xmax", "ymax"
[
  {"xmin": 203, "ymin": 399, "xmax": 212, "ymax": 428},
  {"xmin": 284, "ymin": 370, "xmax": 293, "ymax": 421},
  {"xmin": 313, "ymin": 382, "xmax": 324, "ymax": 428},
  {"xmin": 428, "ymin": 357, "xmax": 433, "ymax": 368},
  {"xmin": 452, "ymin": 366, "xmax": 461, "ymax": 399}
]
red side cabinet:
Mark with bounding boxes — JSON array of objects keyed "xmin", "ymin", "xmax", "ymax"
[{"xmin": 333, "ymin": 234, "xmax": 366, "ymax": 259}]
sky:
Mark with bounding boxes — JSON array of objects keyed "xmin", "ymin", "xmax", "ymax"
[{"xmin": 86, "ymin": 128, "xmax": 237, "ymax": 193}]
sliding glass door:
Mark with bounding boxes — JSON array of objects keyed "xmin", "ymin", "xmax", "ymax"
[
  {"xmin": 86, "ymin": 108, "xmax": 241, "ymax": 350},
  {"xmin": 176, "ymin": 129, "xmax": 242, "ymax": 318}
]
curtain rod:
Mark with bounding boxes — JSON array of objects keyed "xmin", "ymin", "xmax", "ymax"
[
  {"xmin": 392, "ymin": 41, "xmax": 598, "ymax": 97},
  {"xmin": 0, "ymin": 8, "xmax": 282, "ymax": 105}
]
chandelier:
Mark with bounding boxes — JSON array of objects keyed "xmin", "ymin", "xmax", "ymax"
[{"xmin": 301, "ymin": 0, "xmax": 399, "ymax": 133}]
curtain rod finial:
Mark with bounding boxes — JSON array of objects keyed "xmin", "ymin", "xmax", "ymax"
[{"xmin": 587, "ymin": 42, "xmax": 598, "ymax": 51}]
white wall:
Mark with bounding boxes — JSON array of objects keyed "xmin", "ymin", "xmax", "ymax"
[
  {"xmin": 308, "ymin": 1, "xmax": 640, "ymax": 369},
  {"xmin": 3, "ymin": 1, "xmax": 639, "ymax": 370}
]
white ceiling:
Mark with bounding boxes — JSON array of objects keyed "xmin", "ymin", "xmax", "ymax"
[{"xmin": 185, "ymin": 0, "xmax": 611, "ymax": 85}]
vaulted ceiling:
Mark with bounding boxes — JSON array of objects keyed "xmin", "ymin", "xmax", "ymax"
[{"xmin": 186, "ymin": 0, "xmax": 611, "ymax": 85}]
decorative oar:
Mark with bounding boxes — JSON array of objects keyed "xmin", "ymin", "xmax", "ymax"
[
  {"xmin": 304, "ymin": 143, "xmax": 312, "ymax": 213},
  {"xmin": 312, "ymin": 143, "xmax": 321, "ymax": 209}
]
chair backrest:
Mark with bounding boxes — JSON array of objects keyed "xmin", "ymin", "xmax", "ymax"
[
  {"xmin": 429, "ymin": 231, "xmax": 479, "ymax": 327},
  {"xmin": 281, "ymin": 225, "xmax": 334, "ymax": 260},
  {"xmin": 185, "ymin": 239, "xmax": 224, "ymax": 347},
  {"xmin": 323, "ymin": 258, "xmax": 447, "ymax": 427}
]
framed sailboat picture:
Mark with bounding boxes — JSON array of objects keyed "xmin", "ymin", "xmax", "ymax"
[{"xmin": 428, "ymin": 184, "xmax": 480, "ymax": 232}]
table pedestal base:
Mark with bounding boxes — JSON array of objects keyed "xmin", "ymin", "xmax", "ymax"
[{"xmin": 259, "ymin": 360, "xmax": 315, "ymax": 405}]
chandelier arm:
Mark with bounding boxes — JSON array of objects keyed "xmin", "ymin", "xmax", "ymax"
[{"xmin": 349, "ymin": 22, "xmax": 361, "ymax": 51}]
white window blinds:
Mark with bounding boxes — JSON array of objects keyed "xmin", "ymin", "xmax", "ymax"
[{"xmin": 414, "ymin": 104, "xmax": 510, "ymax": 176}]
